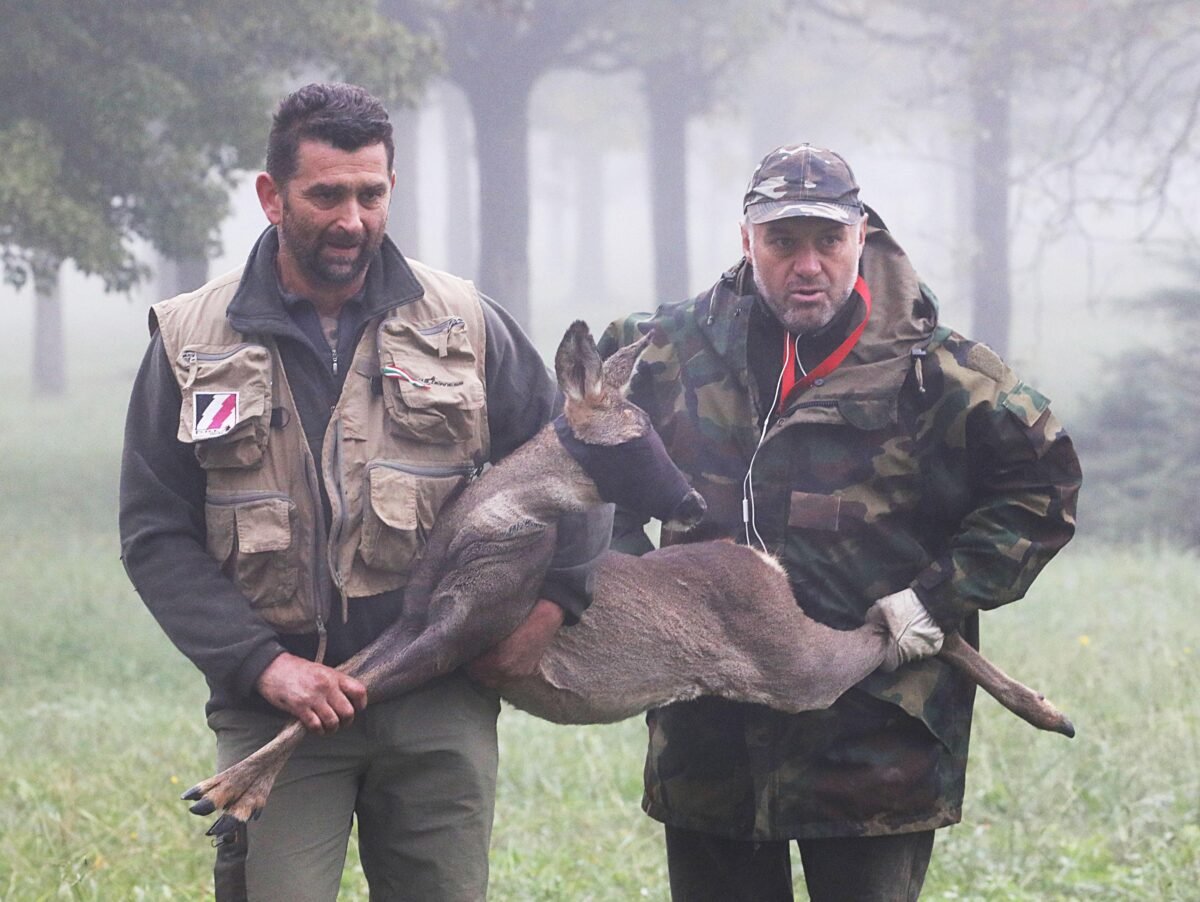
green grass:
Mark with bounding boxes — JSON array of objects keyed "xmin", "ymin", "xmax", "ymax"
[{"xmin": 1, "ymin": 354, "xmax": 1197, "ymax": 900}]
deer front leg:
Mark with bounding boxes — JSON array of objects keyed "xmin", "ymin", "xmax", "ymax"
[
  {"xmin": 180, "ymin": 619, "xmax": 426, "ymax": 834},
  {"xmin": 181, "ymin": 720, "xmax": 307, "ymax": 834}
]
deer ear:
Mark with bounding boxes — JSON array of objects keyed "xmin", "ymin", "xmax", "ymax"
[
  {"xmin": 555, "ymin": 320, "xmax": 604, "ymax": 403},
  {"xmin": 602, "ymin": 333, "xmax": 651, "ymax": 395}
]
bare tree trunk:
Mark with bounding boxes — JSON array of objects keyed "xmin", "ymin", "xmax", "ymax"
[
  {"xmin": 171, "ymin": 256, "xmax": 209, "ymax": 296},
  {"xmin": 968, "ymin": 38, "xmax": 1013, "ymax": 358},
  {"xmin": 643, "ymin": 62, "xmax": 691, "ymax": 302},
  {"xmin": 441, "ymin": 83, "xmax": 477, "ymax": 279},
  {"xmin": 379, "ymin": 1, "xmax": 604, "ymax": 328},
  {"xmin": 32, "ymin": 259, "xmax": 65, "ymax": 397},
  {"xmin": 571, "ymin": 137, "xmax": 607, "ymax": 302},
  {"xmin": 462, "ymin": 80, "xmax": 532, "ymax": 326},
  {"xmin": 388, "ymin": 105, "xmax": 421, "ymax": 258}
]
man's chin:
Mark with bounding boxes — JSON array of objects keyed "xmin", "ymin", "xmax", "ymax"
[{"xmin": 314, "ymin": 254, "xmax": 366, "ymax": 285}]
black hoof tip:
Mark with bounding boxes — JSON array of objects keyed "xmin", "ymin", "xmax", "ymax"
[
  {"xmin": 189, "ymin": 798, "xmax": 216, "ymax": 816},
  {"xmin": 1061, "ymin": 718, "xmax": 1076, "ymax": 739},
  {"xmin": 206, "ymin": 814, "xmax": 243, "ymax": 837},
  {"xmin": 181, "ymin": 785, "xmax": 203, "ymax": 801}
]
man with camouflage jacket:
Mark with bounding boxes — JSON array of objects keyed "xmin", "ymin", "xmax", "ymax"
[{"xmin": 599, "ymin": 145, "xmax": 1081, "ymax": 901}]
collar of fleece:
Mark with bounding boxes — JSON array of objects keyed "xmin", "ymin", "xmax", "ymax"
[{"xmin": 553, "ymin": 415, "xmax": 693, "ymax": 522}]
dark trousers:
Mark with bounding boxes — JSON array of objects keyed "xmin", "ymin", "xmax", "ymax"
[{"xmin": 664, "ymin": 824, "xmax": 935, "ymax": 902}]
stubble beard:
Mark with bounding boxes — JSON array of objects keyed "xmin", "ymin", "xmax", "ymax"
[
  {"xmin": 280, "ymin": 206, "xmax": 386, "ymax": 289},
  {"xmin": 755, "ymin": 270, "xmax": 855, "ymax": 337}
]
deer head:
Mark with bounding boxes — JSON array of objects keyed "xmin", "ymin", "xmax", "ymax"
[{"xmin": 553, "ymin": 321, "xmax": 706, "ymax": 528}]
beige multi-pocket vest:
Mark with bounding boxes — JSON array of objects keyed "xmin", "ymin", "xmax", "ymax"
[{"xmin": 151, "ymin": 260, "xmax": 490, "ymax": 637}]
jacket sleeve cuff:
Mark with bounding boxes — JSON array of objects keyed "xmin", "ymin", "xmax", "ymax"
[
  {"xmin": 910, "ymin": 560, "xmax": 969, "ymax": 634},
  {"xmin": 231, "ymin": 643, "xmax": 287, "ymax": 701}
]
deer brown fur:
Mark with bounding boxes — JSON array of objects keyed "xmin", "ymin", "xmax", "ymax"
[{"xmin": 185, "ymin": 321, "xmax": 1073, "ymax": 837}]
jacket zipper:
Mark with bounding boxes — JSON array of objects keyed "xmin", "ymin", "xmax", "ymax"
[
  {"xmin": 326, "ymin": 416, "xmax": 351, "ymax": 622},
  {"xmin": 294, "ymin": 402, "xmax": 334, "ymax": 659}
]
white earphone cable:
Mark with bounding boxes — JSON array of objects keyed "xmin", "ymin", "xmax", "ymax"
[{"xmin": 743, "ymin": 331, "xmax": 805, "ymax": 550}]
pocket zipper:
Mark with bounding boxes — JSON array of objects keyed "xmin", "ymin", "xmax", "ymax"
[
  {"xmin": 364, "ymin": 461, "xmax": 478, "ymax": 548},
  {"xmin": 366, "ymin": 460, "xmax": 478, "ymax": 479},
  {"xmin": 416, "ymin": 317, "xmax": 466, "ymax": 336},
  {"xmin": 205, "ymin": 490, "xmax": 291, "ymax": 506},
  {"xmin": 180, "ymin": 344, "xmax": 268, "ymax": 390},
  {"xmin": 417, "ymin": 317, "xmax": 466, "ymax": 358},
  {"xmin": 181, "ymin": 344, "xmax": 263, "ymax": 365}
]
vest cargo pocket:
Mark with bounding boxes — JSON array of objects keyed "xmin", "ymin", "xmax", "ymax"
[
  {"xmin": 205, "ymin": 493, "xmax": 299, "ymax": 611},
  {"xmin": 358, "ymin": 461, "xmax": 473, "ymax": 573},
  {"xmin": 177, "ymin": 343, "xmax": 273, "ymax": 469},
  {"xmin": 378, "ymin": 316, "xmax": 484, "ymax": 444}
]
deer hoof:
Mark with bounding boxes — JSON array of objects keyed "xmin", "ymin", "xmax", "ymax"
[
  {"xmin": 188, "ymin": 797, "xmax": 216, "ymax": 816},
  {"xmin": 206, "ymin": 814, "xmax": 243, "ymax": 838}
]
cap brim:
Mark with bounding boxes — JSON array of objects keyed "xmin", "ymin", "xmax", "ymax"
[{"xmin": 745, "ymin": 200, "xmax": 862, "ymax": 226}]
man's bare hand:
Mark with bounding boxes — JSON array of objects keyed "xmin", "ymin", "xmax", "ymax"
[
  {"xmin": 255, "ymin": 653, "xmax": 368, "ymax": 735},
  {"xmin": 466, "ymin": 599, "xmax": 565, "ymax": 689}
]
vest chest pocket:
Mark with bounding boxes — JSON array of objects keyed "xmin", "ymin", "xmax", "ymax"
[
  {"xmin": 358, "ymin": 461, "xmax": 473, "ymax": 573},
  {"xmin": 177, "ymin": 343, "xmax": 273, "ymax": 470},
  {"xmin": 205, "ymin": 493, "xmax": 300, "ymax": 611},
  {"xmin": 378, "ymin": 316, "xmax": 484, "ymax": 444}
]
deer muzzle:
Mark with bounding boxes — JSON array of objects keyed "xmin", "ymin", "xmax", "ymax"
[{"xmin": 553, "ymin": 416, "xmax": 701, "ymax": 523}]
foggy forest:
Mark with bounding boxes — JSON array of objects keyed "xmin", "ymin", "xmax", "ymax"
[
  {"xmin": 3, "ymin": 3, "xmax": 1200, "ymax": 899},
  {"xmin": 4, "ymin": 0, "xmax": 1198, "ymax": 544}
]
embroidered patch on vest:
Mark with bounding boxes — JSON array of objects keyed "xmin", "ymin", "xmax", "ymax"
[{"xmin": 193, "ymin": 391, "xmax": 239, "ymax": 439}]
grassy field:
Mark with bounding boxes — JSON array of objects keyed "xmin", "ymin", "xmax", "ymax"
[{"xmin": 1, "ymin": 343, "xmax": 1197, "ymax": 900}]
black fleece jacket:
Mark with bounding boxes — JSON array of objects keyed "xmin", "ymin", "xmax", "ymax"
[{"xmin": 119, "ymin": 228, "xmax": 607, "ymax": 716}]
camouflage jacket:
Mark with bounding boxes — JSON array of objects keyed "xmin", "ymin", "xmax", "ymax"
[{"xmin": 600, "ymin": 222, "xmax": 1081, "ymax": 840}]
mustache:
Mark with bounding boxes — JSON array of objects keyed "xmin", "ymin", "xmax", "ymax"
[{"xmin": 323, "ymin": 229, "xmax": 366, "ymax": 249}]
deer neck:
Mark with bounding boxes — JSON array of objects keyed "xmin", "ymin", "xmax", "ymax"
[{"xmin": 480, "ymin": 426, "xmax": 601, "ymax": 521}]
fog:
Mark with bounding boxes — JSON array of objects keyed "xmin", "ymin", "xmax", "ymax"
[{"xmin": 4, "ymin": 3, "xmax": 1195, "ymax": 431}]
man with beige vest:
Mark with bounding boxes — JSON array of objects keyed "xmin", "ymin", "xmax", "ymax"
[{"xmin": 119, "ymin": 82, "xmax": 605, "ymax": 901}]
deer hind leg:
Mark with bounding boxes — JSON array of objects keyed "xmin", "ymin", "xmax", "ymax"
[
  {"xmin": 182, "ymin": 720, "xmax": 307, "ymax": 834},
  {"xmin": 357, "ymin": 580, "xmax": 542, "ymax": 700},
  {"xmin": 351, "ymin": 534, "xmax": 555, "ymax": 700}
]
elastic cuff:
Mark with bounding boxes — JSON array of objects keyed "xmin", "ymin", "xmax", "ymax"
[
  {"xmin": 231, "ymin": 643, "xmax": 286, "ymax": 701},
  {"xmin": 910, "ymin": 582, "xmax": 965, "ymax": 634}
]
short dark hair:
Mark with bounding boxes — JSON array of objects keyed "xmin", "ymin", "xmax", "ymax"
[{"xmin": 266, "ymin": 83, "xmax": 395, "ymax": 185}]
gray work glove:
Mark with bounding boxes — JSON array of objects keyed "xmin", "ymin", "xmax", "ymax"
[{"xmin": 875, "ymin": 588, "xmax": 944, "ymax": 673}]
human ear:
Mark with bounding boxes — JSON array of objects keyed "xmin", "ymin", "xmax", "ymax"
[{"xmin": 256, "ymin": 172, "xmax": 284, "ymax": 226}]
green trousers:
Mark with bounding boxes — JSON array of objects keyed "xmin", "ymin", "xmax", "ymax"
[{"xmin": 209, "ymin": 672, "xmax": 500, "ymax": 902}]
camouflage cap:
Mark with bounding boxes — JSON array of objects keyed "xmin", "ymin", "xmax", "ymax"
[{"xmin": 742, "ymin": 144, "xmax": 864, "ymax": 226}]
